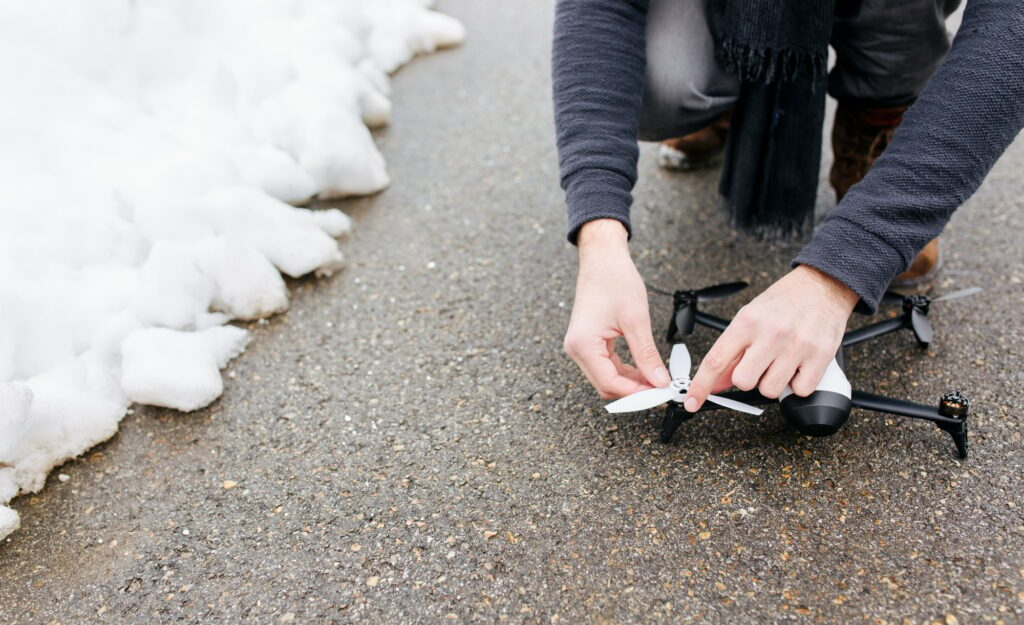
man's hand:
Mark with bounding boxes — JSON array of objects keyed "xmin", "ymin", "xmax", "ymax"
[
  {"xmin": 683, "ymin": 265, "xmax": 859, "ymax": 412},
  {"xmin": 564, "ymin": 219, "xmax": 671, "ymax": 399}
]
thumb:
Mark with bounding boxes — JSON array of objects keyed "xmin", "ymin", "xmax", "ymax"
[{"xmin": 624, "ymin": 322, "xmax": 671, "ymax": 388}]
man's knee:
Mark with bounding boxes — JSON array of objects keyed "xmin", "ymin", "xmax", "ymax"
[
  {"xmin": 638, "ymin": 78, "xmax": 737, "ymax": 141},
  {"xmin": 639, "ymin": 0, "xmax": 739, "ymax": 141},
  {"xmin": 829, "ymin": 0, "xmax": 963, "ymax": 106}
]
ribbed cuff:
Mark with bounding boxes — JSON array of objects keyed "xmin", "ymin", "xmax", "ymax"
[
  {"xmin": 792, "ymin": 217, "xmax": 908, "ymax": 314},
  {"xmin": 564, "ymin": 169, "xmax": 634, "ymax": 245}
]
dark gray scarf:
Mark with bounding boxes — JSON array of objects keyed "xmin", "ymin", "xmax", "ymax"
[{"xmin": 706, "ymin": 0, "xmax": 836, "ymax": 237}]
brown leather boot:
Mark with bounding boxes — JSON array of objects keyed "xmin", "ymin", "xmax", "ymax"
[
  {"xmin": 889, "ymin": 238, "xmax": 943, "ymax": 295},
  {"xmin": 657, "ymin": 110, "xmax": 731, "ymax": 171},
  {"xmin": 831, "ymin": 102, "xmax": 942, "ymax": 293},
  {"xmin": 830, "ymin": 103, "xmax": 908, "ymax": 201}
]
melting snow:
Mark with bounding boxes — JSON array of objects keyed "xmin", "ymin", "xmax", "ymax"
[{"xmin": 0, "ymin": 0, "xmax": 464, "ymax": 540}]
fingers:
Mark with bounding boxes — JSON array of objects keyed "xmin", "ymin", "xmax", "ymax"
[
  {"xmin": 788, "ymin": 355, "xmax": 833, "ymax": 397},
  {"xmin": 684, "ymin": 328, "xmax": 747, "ymax": 412},
  {"xmin": 623, "ymin": 317, "xmax": 671, "ymax": 388},
  {"xmin": 710, "ymin": 359, "xmax": 740, "ymax": 394},
  {"xmin": 675, "ymin": 268, "xmax": 854, "ymax": 410},
  {"xmin": 565, "ymin": 334, "xmax": 652, "ymax": 400},
  {"xmin": 608, "ymin": 342, "xmax": 648, "ymax": 386},
  {"xmin": 756, "ymin": 355, "xmax": 802, "ymax": 399},
  {"xmin": 730, "ymin": 342, "xmax": 775, "ymax": 391}
]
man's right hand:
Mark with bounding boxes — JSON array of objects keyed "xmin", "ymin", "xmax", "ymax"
[{"xmin": 563, "ymin": 219, "xmax": 672, "ymax": 399}]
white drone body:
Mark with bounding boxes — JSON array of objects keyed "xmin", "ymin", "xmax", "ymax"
[{"xmin": 779, "ymin": 358, "xmax": 851, "ymax": 401}]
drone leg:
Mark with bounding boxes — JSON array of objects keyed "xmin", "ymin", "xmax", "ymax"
[
  {"xmin": 660, "ymin": 403, "xmax": 696, "ymax": 443},
  {"xmin": 660, "ymin": 391, "xmax": 774, "ymax": 443},
  {"xmin": 938, "ymin": 419, "xmax": 968, "ymax": 460},
  {"xmin": 937, "ymin": 391, "xmax": 970, "ymax": 460}
]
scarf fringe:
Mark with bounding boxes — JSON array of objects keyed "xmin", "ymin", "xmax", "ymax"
[
  {"xmin": 716, "ymin": 39, "xmax": 828, "ymax": 84},
  {"xmin": 717, "ymin": 193, "xmax": 813, "ymax": 243}
]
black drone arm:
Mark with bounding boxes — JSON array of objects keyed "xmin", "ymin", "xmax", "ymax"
[
  {"xmin": 850, "ymin": 391, "xmax": 950, "ymax": 423},
  {"xmin": 693, "ymin": 310, "xmax": 908, "ymax": 348},
  {"xmin": 850, "ymin": 390, "xmax": 968, "ymax": 459},
  {"xmin": 842, "ymin": 316, "xmax": 909, "ymax": 348},
  {"xmin": 694, "ymin": 311, "xmax": 730, "ymax": 333}
]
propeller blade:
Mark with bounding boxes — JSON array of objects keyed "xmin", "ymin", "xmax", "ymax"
[
  {"xmin": 696, "ymin": 281, "xmax": 748, "ymax": 302},
  {"xmin": 605, "ymin": 387, "xmax": 675, "ymax": 414},
  {"xmin": 707, "ymin": 394, "xmax": 764, "ymax": 416},
  {"xmin": 933, "ymin": 287, "xmax": 982, "ymax": 303},
  {"xmin": 880, "ymin": 291, "xmax": 906, "ymax": 306},
  {"xmin": 669, "ymin": 344, "xmax": 691, "ymax": 380},
  {"xmin": 674, "ymin": 304, "xmax": 696, "ymax": 337},
  {"xmin": 911, "ymin": 307, "xmax": 933, "ymax": 345}
]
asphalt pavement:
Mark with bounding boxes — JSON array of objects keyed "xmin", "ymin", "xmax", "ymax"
[{"xmin": 2, "ymin": 1, "xmax": 1023, "ymax": 623}]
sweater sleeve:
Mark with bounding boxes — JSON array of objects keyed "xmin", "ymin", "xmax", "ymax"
[
  {"xmin": 552, "ymin": 0, "xmax": 649, "ymax": 244},
  {"xmin": 794, "ymin": 0, "xmax": 1024, "ymax": 312}
]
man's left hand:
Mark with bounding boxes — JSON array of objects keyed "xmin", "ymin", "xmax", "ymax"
[{"xmin": 683, "ymin": 265, "xmax": 860, "ymax": 412}]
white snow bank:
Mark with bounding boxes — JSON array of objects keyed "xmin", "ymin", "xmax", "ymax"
[
  {"xmin": 0, "ymin": 0, "xmax": 464, "ymax": 541},
  {"xmin": 121, "ymin": 326, "xmax": 250, "ymax": 412}
]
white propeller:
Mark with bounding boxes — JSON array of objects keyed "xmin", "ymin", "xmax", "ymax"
[
  {"xmin": 605, "ymin": 344, "xmax": 763, "ymax": 415},
  {"xmin": 932, "ymin": 287, "xmax": 983, "ymax": 302}
]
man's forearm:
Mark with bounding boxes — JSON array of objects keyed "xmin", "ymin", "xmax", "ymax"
[
  {"xmin": 795, "ymin": 0, "xmax": 1024, "ymax": 312},
  {"xmin": 552, "ymin": 0, "xmax": 649, "ymax": 244}
]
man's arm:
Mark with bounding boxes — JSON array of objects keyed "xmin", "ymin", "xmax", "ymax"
[
  {"xmin": 794, "ymin": 0, "xmax": 1024, "ymax": 313},
  {"xmin": 553, "ymin": 0, "xmax": 649, "ymax": 243},
  {"xmin": 686, "ymin": 0, "xmax": 1024, "ymax": 412},
  {"xmin": 554, "ymin": 0, "xmax": 674, "ymax": 397}
]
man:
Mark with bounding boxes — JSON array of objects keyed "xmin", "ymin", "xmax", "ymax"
[{"xmin": 553, "ymin": 0, "xmax": 1023, "ymax": 411}]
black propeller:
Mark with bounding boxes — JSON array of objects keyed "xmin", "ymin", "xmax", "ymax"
[
  {"xmin": 663, "ymin": 281, "xmax": 748, "ymax": 342},
  {"xmin": 882, "ymin": 288, "xmax": 982, "ymax": 347}
]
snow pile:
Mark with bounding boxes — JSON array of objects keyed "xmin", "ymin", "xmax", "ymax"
[{"xmin": 0, "ymin": 0, "xmax": 464, "ymax": 541}]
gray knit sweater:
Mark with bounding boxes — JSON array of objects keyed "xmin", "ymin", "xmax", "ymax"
[{"xmin": 553, "ymin": 0, "xmax": 1024, "ymax": 311}]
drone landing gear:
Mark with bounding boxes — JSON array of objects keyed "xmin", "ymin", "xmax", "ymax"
[
  {"xmin": 663, "ymin": 282, "xmax": 747, "ymax": 342},
  {"xmin": 660, "ymin": 390, "xmax": 776, "ymax": 443},
  {"xmin": 850, "ymin": 389, "xmax": 969, "ymax": 459},
  {"xmin": 660, "ymin": 403, "xmax": 695, "ymax": 443}
]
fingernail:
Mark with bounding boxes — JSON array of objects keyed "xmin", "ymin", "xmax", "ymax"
[
  {"xmin": 654, "ymin": 367, "xmax": 671, "ymax": 386},
  {"xmin": 684, "ymin": 397, "xmax": 698, "ymax": 413}
]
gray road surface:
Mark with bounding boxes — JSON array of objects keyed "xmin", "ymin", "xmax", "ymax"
[{"xmin": 2, "ymin": 1, "xmax": 1023, "ymax": 623}]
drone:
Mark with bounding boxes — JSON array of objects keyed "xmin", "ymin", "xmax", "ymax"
[{"xmin": 606, "ymin": 281, "xmax": 981, "ymax": 459}]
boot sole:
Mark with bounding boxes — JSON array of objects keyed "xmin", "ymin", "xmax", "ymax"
[{"xmin": 656, "ymin": 144, "xmax": 724, "ymax": 172}]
